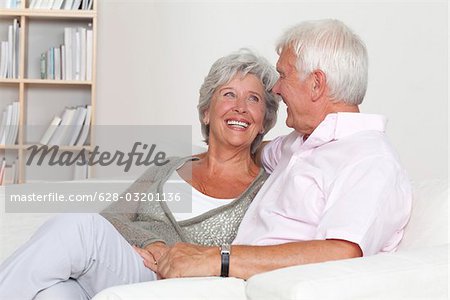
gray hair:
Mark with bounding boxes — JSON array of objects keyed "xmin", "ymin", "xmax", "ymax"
[
  {"xmin": 198, "ymin": 49, "xmax": 279, "ymax": 153},
  {"xmin": 276, "ymin": 19, "xmax": 368, "ymax": 105}
]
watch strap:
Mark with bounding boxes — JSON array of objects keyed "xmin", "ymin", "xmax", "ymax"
[{"xmin": 220, "ymin": 244, "xmax": 231, "ymax": 277}]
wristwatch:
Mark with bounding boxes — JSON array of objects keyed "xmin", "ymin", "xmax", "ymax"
[{"xmin": 220, "ymin": 244, "xmax": 231, "ymax": 277}]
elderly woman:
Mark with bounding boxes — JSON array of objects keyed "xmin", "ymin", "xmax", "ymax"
[{"xmin": 0, "ymin": 49, "xmax": 279, "ymax": 300}]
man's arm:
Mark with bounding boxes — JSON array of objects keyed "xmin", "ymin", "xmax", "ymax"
[{"xmin": 156, "ymin": 239, "xmax": 362, "ymax": 280}]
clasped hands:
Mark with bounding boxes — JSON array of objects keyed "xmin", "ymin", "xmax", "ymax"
[{"xmin": 132, "ymin": 242, "xmax": 220, "ymax": 279}]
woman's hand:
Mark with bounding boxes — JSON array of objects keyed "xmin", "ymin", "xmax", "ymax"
[{"xmin": 132, "ymin": 242, "xmax": 169, "ymax": 272}]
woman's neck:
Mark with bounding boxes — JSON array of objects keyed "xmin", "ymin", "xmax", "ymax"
[
  {"xmin": 176, "ymin": 144, "xmax": 260, "ymax": 199},
  {"xmin": 196, "ymin": 144, "xmax": 258, "ymax": 177}
]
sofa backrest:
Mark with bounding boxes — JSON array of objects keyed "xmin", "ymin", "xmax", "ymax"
[{"xmin": 397, "ymin": 179, "xmax": 448, "ymax": 251}]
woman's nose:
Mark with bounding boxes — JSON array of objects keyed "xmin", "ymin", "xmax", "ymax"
[{"xmin": 233, "ymin": 97, "xmax": 248, "ymax": 113}]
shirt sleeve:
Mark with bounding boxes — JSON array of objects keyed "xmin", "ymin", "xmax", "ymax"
[
  {"xmin": 261, "ymin": 135, "xmax": 288, "ymax": 173},
  {"xmin": 315, "ymin": 156, "xmax": 412, "ymax": 256}
]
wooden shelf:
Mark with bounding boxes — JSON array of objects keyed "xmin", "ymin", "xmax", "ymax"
[
  {"xmin": 1, "ymin": 144, "xmax": 92, "ymax": 151},
  {"xmin": 23, "ymin": 79, "xmax": 93, "ymax": 85},
  {"xmin": 0, "ymin": 1, "xmax": 97, "ymax": 183},
  {"xmin": 0, "ymin": 144, "xmax": 22, "ymax": 150},
  {"xmin": 23, "ymin": 144, "xmax": 93, "ymax": 151},
  {"xmin": 0, "ymin": 9, "xmax": 96, "ymax": 19},
  {"xmin": 0, "ymin": 79, "xmax": 92, "ymax": 85},
  {"xmin": 0, "ymin": 78, "xmax": 21, "ymax": 84}
]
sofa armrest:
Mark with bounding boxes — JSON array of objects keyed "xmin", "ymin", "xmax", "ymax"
[
  {"xmin": 246, "ymin": 244, "xmax": 448, "ymax": 300},
  {"xmin": 93, "ymin": 277, "xmax": 246, "ymax": 300}
]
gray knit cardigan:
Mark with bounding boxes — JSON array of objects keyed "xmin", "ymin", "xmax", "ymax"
[{"xmin": 101, "ymin": 156, "xmax": 268, "ymax": 248}]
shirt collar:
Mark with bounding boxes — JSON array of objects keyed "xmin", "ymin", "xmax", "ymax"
[{"xmin": 297, "ymin": 113, "xmax": 387, "ymax": 150}]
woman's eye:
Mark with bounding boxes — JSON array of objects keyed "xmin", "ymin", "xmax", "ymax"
[
  {"xmin": 224, "ymin": 92, "xmax": 235, "ymax": 98},
  {"xmin": 249, "ymin": 95, "xmax": 260, "ymax": 102}
]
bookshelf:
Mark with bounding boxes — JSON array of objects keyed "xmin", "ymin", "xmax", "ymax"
[{"xmin": 0, "ymin": 0, "xmax": 97, "ymax": 184}]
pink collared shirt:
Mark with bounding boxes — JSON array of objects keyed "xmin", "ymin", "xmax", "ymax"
[{"xmin": 233, "ymin": 113, "xmax": 412, "ymax": 255}]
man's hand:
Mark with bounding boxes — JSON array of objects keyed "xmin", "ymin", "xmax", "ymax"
[
  {"xmin": 132, "ymin": 242, "xmax": 169, "ymax": 272},
  {"xmin": 156, "ymin": 243, "xmax": 220, "ymax": 279}
]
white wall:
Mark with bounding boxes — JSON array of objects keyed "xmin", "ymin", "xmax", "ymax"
[{"xmin": 96, "ymin": 0, "xmax": 448, "ymax": 183}]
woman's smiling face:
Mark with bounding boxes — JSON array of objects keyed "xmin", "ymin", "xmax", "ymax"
[{"xmin": 203, "ymin": 73, "xmax": 266, "ymax": 151}]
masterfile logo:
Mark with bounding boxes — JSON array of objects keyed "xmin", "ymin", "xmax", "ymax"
[{"xmin": 26, "ymin": 142, "xmax": 169, "ymax": 172}]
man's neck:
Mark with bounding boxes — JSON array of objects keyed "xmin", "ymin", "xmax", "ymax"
[
  {"xmin": 328, "ymin": 102, "xmax": 360, "ymax": 114},
  {"xmin": 302, "ymin": 102, "xmax": 360, "ymax": 141}
]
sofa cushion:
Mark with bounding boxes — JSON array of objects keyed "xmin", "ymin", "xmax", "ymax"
[
  {"xmin": 246, "ymin": 244, "xmax": 448, "ymax": 300},
  {"xmin": 398, "ymin": 179, "xmax": 448, "ymax": 250}
]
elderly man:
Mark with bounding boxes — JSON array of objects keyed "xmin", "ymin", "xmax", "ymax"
[{"xmin": 152, "ymin": 19, "xmax": 413, "ymax": 280}]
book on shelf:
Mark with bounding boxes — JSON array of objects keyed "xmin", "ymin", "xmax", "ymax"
[
  {"xmin": 46, "ymin": 48, "xmax": 54, "ymax": 80},
  {"xmin": 38, "ymin": 0, "xmax": 47, "ymax": 9},
  {"xmin": 52, "ymin": 0, "xmax": 64, "ymax": 9},
  {"xmin": 81, "ymin": 0, "xmax": 88, "ymax": 10},
  {"xmin": 39, "ymin": 115, "xmax": 62, "ymax": 145},
  {"xmin": 61, "ymin": 106, "xmax": 80, "ymax": 145},
  {"xmin": 54, "ymin": 47, "xmax": 61, "ymax": 80},
  {"xmin": 62, "ymin": 0, "xmax": 73, "ymax": 10},
  {"xmin": 67, "ymin": 106, "xmax": 87, "ymax": 146},
  {"xmin": 43, "ymin": 105, "xmax": 90, "ymax": 146},
  {"xmin": 0, "ymin": 110, "xmax": 7, "ymax": 142},
  {"xmin": 0, "ymin": 19, "xmax": 20, "ymax": 79},
  {"xmin": 1, "ymin": 0, "xmax": 20, "ymax": 9},
  {"xmin": 4, "ymin": 161, "xmax": 15, "ymax": 185},
  {"xmin": 0, "ymin": 42, "xmax": 8, "ymax": 78},
  {"xmin": 72, "ymin": 0, "xmax": 81, "ymax": 10},
  {"xmin": 0, "ymin": 101, "xmax": 20, "ymax": 145},
  {"xmin": 12, "ymin": 18, "xmax": 19, "ymax": 79},
  {"xmin": 74, "ymin": 28, "xmax": 81, "ymax": 80},
  {"xmin": 40, "ymin": 25, "xmax": 92, "ymax": 81},
  {"xmin": 9, "ymin": 101, "xmax": 19, "ymax": 145},
  {"xmin": 0, "ymin": 158, "xmax": 5, "ymax": 185},
  {"xmin": 1, "ymin": 104, "xmax": 13, "ymax": 145},
  {"xmin": 40, "ymin": 52, "xmax": 46, "ymax": 79},
  {"xmin": 48, "ymin": 107, "xmax": 76, "ymax": 145},
  {"xmin": 42, "ymin": 0, "xmax": 53, "ymax": 9},
  {"xmin": 86, "ymin": 28, "xmax": 93, "ymax": 81},
  {"xmin": 61, "ymin": 44, "xmax": 66, "ymax": 80},
  {"xmin": 2, "ymin": 104, "xmax": 13, "ymax": 144},
  {"xmin": 75, "ymin": 105, "xmax": 91, "ymax": 146},
  {"xmin": 7, "ymin": 23, "xmax": 13, "ymax": 79},
  {"xmin": 34, "ymin": 0, "xmax": 43, "ymax": 9},
  {"xmin": 79, "ymin": 27, "xmax": 86, "ymax": 81},
  {"xmin": 64, "ymin": 27, "xmax": 73, "ymax": 80},
  {"xmin": 0, "ymin": 158, "xmax": 18, "ymax": 185}
]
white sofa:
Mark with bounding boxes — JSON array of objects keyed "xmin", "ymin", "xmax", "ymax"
[
  {"xmin": 94, "ymin": 179, "xmax": 448, "ymax": 300},
  {"xmin": 1, "ymin": 179, "xmax": 448, "ymax": 299}
]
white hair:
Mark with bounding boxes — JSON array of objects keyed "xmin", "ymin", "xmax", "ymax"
[{"xmin": 276, "ymin": 19, "xmax": 368, "ymax": 105}]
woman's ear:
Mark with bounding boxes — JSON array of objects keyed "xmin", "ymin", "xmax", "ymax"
[{"xmin": 203, "ymin": 110, "xmax": 210, "ymax": 125}]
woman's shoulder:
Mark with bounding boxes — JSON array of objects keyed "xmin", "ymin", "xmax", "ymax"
[{"xmin": 134, "ymin": 156, "xmax": 197, "ymax": 183}]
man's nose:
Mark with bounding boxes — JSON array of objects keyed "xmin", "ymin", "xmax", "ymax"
[{"xmin": 272, "ymin": 79, "xmax": 281, "ymax": 95}]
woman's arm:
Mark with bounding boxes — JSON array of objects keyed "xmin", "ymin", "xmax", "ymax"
[{"xmin": 100, "ymin": 167, "xmax": 167, "ymax": 248}]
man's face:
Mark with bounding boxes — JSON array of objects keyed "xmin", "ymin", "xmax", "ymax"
[{"xmin": 272, "ymin": 47, "xmax": 316, "ymax": 135}]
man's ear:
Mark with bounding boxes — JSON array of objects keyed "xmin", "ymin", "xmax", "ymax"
[{"xmin": 311, "ymin": 70, "xmax": 327, "ymax": 102}]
